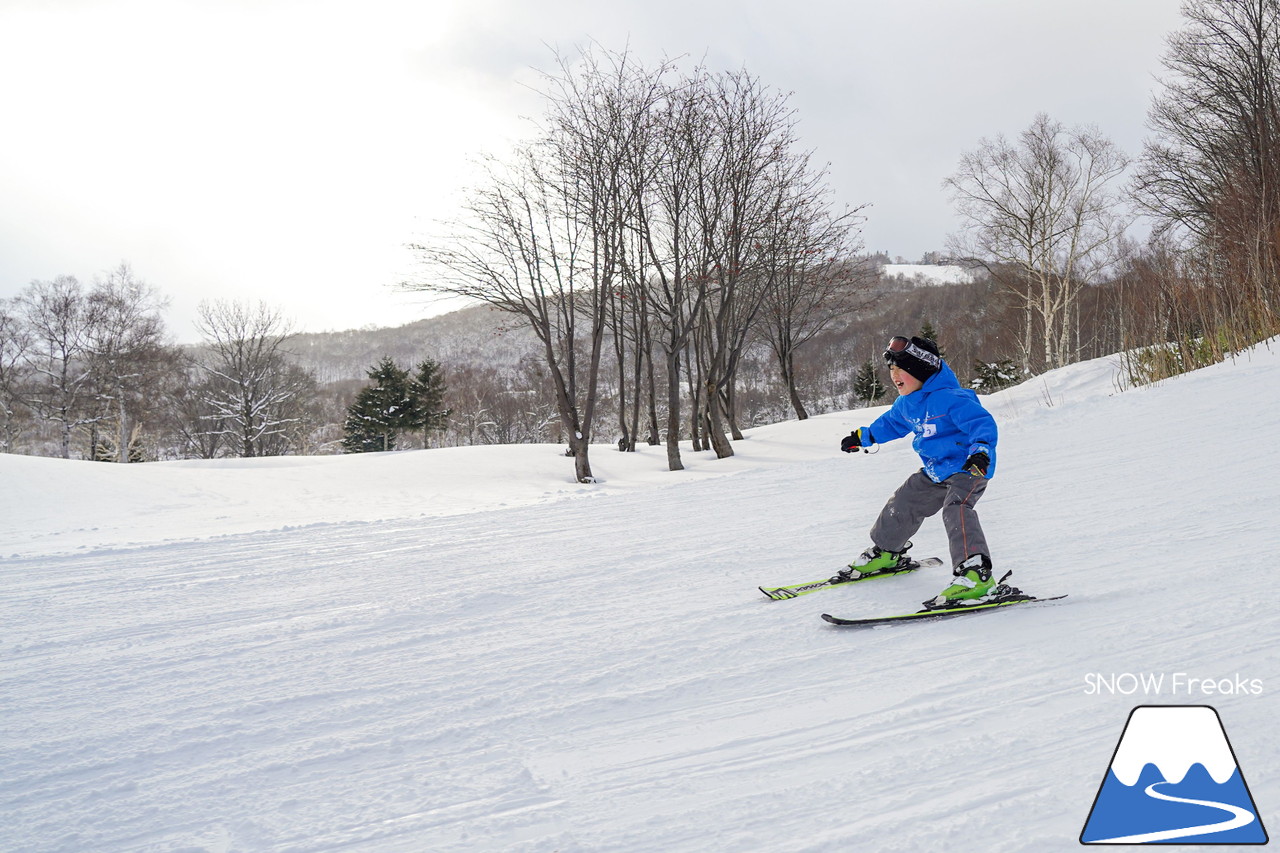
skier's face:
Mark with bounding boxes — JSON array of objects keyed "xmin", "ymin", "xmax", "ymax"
[{"xmin": 888, "ymin": 364, "xmax": 923, "ymax": 395}]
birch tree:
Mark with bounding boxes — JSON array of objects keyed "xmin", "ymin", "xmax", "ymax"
[
  {"xmin": 946, "ymin": 114, "xmax": 1129, "ymax": 372},
  {"xmin": 0, "ymin": 302, "xmax": 28, "ymax": 451},
  {"xmin": 84, "ymin": 264, "xmax": 174, "ymax": 462},
  {"xmin": 10, "ymin": 276, "xmax": 100, "ymax": 458}
]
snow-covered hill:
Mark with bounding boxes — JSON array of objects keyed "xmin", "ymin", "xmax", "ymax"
[
  {"xmin": 288, "ymin": 304, "xmax": 538, "ymax": 384},
  {"xmin": 880, "ymin": 263, "xmax": 975, "ymax": 286},
  {"xmin": 3, "ymin": 342, "xmax": 1278, "ymax": 852}
]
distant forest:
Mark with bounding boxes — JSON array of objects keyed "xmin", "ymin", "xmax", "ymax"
[{"xmin": 0, "ymin": 254, "xmax": 1249, "ymax": 463}]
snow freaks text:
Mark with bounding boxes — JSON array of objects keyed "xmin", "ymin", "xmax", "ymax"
[{"xmin": 1084, "ymin": 673, "xmax": 1264, "ymax": 696}]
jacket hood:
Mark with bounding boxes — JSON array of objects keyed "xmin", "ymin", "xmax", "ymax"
[{"xmin": 921, "ymin": 361, "xmax": 961, "ymax": 393}]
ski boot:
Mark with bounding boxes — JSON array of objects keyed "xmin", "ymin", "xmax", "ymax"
[
  {"xmin": 831, "ymin": 542, "xmax": 913, "ymax": 583},
  {"xmin": 924, "ymin": 554, "xmax": 996, "ymax": 609}
]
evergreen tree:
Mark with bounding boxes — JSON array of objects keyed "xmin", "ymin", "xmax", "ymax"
[
  {"xmin": 971, "ymin": 358, "xmax": 1020, "ymax": 393},
  {"xmin": 852, "ymin": 359, "xmax": 887, "ymax": 406},
  {"xmin": 410, "ymin": 358, "xmax": 451, "ymax": 446},
  {"xmin": 919, "ymin": 321, "xmax": 945, "ymax": 357},
  {"xmin": 342, "ymin": 357, "xmax": 418, "ymax": 453}
]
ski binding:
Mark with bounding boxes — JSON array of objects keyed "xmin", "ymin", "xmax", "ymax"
[{"xmin": 760, "ymin": 557, "xmax": 943, "ymax": 601}]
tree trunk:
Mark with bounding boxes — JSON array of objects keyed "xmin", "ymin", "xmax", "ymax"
[
  {"xmin": 613, "ymin": 297, "xmax": 631, "ymax": 452},
  {"xmin": 571, "ymin": 433, "xmax": 593, "ymax": 482},
  {"xmin": 643, "ymin": 319, "xmax": 661, "ymax": 446},
  {"xmin": 116, "ymin": 393, "xmax": 132, "ymax": 463},
  {"xmin": 724, "ymin": 382, "xmax": 744, "ymax": 442},
  {"xmin": 705, "ymin": 379, "xmax": 734, "ymax": 458},
  {"xmin": 781, "ymin": 348, "xmax": 808, "ymax": 420},
  {"xmin": 686, "ymin": 352, "xmax": 702, "ymax": 452},
  {"xmin": 663, "ymin": 347, "xmax": 684, "ymax": 470}
]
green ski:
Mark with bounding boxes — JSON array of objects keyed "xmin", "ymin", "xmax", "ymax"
[
  {"xmin": 760, "ymin": 557, "xmax": 943, "ymax": 601},
  {"xmin": 822, "ymin": 592, "xmax": 1067, "ymax": 627}
]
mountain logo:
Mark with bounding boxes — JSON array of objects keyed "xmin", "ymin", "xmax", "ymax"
[{"xmin": 1080, "ymin": 705, "xmax": 1268, "ymax": 845}]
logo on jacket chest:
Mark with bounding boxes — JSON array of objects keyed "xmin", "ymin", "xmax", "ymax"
[{"xmin": 914, "ymin": 414, "xmax": 942, "ymax": 438}]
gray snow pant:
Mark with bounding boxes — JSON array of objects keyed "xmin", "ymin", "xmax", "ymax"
[{"xmin": 870, "ymin": 470, "xmax": 990, "ymax": 568}]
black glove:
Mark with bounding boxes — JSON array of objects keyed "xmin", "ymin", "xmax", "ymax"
[
  {"xmin": 840, "ymin": 429, "xmax": 866, "ymax": 453},
  {"xmin": 963, "ymin": 451, "xmax": 990, "ymax": 477}
]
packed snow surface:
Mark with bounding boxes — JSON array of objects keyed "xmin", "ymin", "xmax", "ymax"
[{"xmin": 3, "ymin": 342, "xmax": 1279, "ymax": 852}]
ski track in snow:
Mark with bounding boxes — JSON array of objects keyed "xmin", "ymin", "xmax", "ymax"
[{"xmin": 3, "ymin": 346, "xmax": 1280, "ymax": 851}]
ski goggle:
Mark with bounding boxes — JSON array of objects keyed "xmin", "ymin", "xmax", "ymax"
[{"xmin": 883, "ymin": 336, "xmax": 941, "ymax": 368}]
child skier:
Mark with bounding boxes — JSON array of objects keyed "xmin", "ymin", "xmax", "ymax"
[{"xmin": 837, "ymin": 335, "xmax": 999, "ymax": 608}]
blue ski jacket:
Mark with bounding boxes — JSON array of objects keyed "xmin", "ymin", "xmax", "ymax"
[{"xmin": 858, "ymin": 361, "xmax": 998, "ymax": 482}]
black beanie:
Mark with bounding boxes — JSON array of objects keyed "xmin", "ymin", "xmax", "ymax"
[{"xmin": 885, "ymin": 336, "xmax": 942, "ymax": 382}]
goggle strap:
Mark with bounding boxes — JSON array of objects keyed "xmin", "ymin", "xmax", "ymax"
[{"xmin": 884, "ymin": 338, "xmax": 941, "ymax": 368}]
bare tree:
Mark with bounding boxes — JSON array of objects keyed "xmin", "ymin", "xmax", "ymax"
[
  {"xmin": 84, "ymin": 263, "xmax": 175, "ymax": 462},
  {"xmin": 10, "ymin": 276, "xmax": 103, "ymax": 458},
  {"xmin": 416, "ymin": 144, "xmax": 602, "ymax": 481},
  {"xmin": 255, "ymin": 361, "xmax": 320, "ymax": 457},
  {"xmin": 412, "ymin": 48, "xmax": 868, "ymax": 472},
  {"xmin": 757, "ymin": 176, "xmax": 869, "ymax": 420},
  {"xmin": 946, "ymin": 113, "xmax": 1130, "ymax": 372},
  {"xmin": 0, "ymin": 301, "xmax": 30, "ymax": 451},
  {"xmin": 193, "ymin": 299, "xmax": 310, "ymax": 458},
  {"xmin": 629, "ymin": 64, "xmax": 715, "ymax": 471},
  {"xmin": 166, "ymin": 365, "xmax": 225, "ymax": 459},
  {"xmin": 412, "ymin": 49, "xmax": 661, "ymax": 482},
  {"xmin": 690, "ymin": 70, "xmax": 805, "ymax": 457},
  {"xmin": 1133, "ymin": 0, "xmax": 1280, "ymax": 329}
]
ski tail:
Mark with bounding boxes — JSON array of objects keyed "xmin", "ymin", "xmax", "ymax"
[{"xmin": 760, "ymin": 557, "xmax": 943, "ymax": 601}]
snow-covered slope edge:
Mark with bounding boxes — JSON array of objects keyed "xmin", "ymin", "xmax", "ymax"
[{"xmin": 0, "ymin": 349, "xmax": 1134, "ymax": 559}]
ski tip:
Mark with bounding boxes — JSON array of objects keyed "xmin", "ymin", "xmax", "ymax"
[{"xmin": 820, "ymin": 612, "xmax": 882, "ymax": 627}]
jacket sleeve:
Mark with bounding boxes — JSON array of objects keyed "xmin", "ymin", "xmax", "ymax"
[
  {"xmin": 949, "ymin": 392, "xmax": 998, "ymax": 458},
  {"xmin": 863, "ymin": 403, "xmax": 913, "ymax": 445}
]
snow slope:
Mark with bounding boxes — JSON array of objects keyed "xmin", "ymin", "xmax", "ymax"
[
  {"xmin": 880, "ymin": 263, "xmax": 975, "ymax": 286},
  {"xmin": 3, "ymin": 343, "xmax": 1278, "ymax": 852}
]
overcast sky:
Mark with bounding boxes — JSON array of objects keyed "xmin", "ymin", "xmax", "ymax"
[{"xmin": 0, "ymin": 0, "xmax": 1187, "ymax": 341}]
